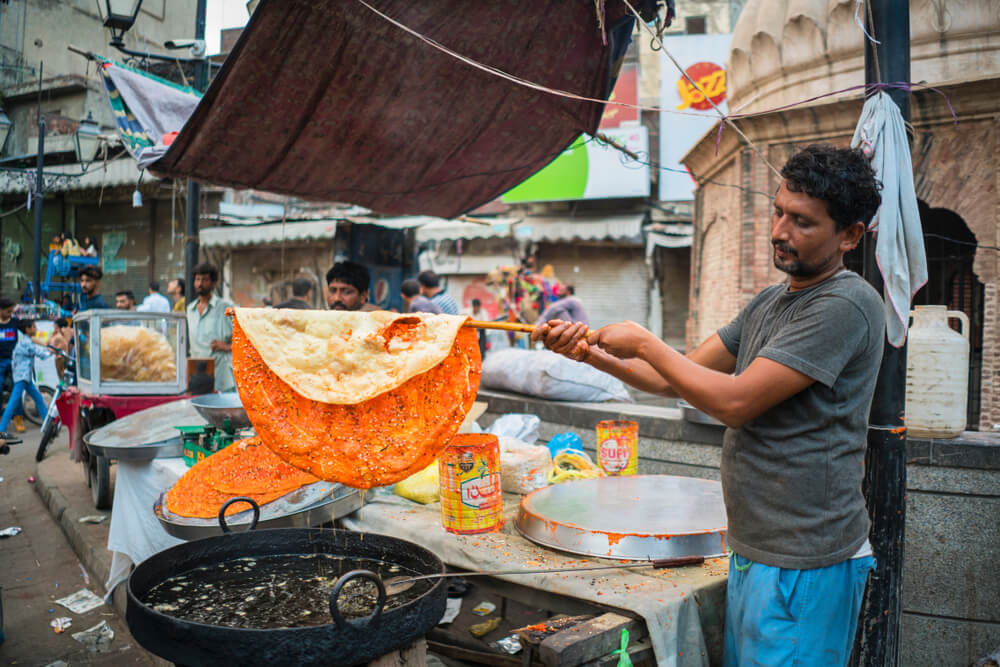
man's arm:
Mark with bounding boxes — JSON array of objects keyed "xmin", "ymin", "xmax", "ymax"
[
  {"xmin": 587, "ymin": 321, "xmax": 814, "ymax": 428},
  {"xmin": 531, "ymin": 321, "xmax": 738, "ymax": 398}
]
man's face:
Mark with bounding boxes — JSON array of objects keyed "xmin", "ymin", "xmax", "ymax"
[
  {"xmin": 115, "ymin": 295, "xmax": 134, "ymax": 310},
  {"xmin": 166, "ymin": 281, "xmax": 179, "ymax": 299},
  {"xmin": 80, "ymin": 274, "xmax": 99, "ymax": 296},
  {"xmin": 194, "ymin": 274, "xmax": 216, "ymax": 297},
  {"xmin": 327, "ymin": 280, "xmax": 366, "ymax": 311},
  {"xmin": 770, "ymin": 182, "xmax": 861, "ymax": 280},
  {"xmin": 0, "ymin": 306, "xmax": 13, "ymax": 321}
]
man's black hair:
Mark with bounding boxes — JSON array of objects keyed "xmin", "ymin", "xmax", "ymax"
[
  {"xmin": 116, "ymin": 290, "xmax": 136, "ymax": 302},
  {"xmin": 0, "ymin": 297, "xmax": 14, "ymax": 310},
  {"xmin": 16, "ymin": 319, "xmax": 36, "ymax": 333},
  {"xmin": 172, "ymin": 277, "xmax": 185, "ymax": 292},
  {"xmin": 79, "ymin": 265, "xmax": 103, "ymax": 280},
  {"xmin": 780, "ymin": 144, "xmax": 882, "ymax": 232},
  {"xmin": 325, "ymin": 261, "xmax": 370, "ymax": 293},
  {"xmin": 149, "ymin": 281, "xmax": 160, "ymax": 292},
  {"xmin": 401, "ymin": 279, "xmax": 421, "ymax": 298},
  {"xmin": 193, "ymin": 263, "xmax": 219, "ymax": 283},
  {"xmin": 55, "ymin": 317, "xmax": 70, "ymax": 328},
  {"xmin": 471, "ymin": 298, "xmax": 481, "ymax": 308},
  {"xmin": 291, "ymin": 277, "xmax": 313, "ymax": 297},
  {"xmin": 416, "ymin": 270, "xmax": 439, "ymax": 289}
]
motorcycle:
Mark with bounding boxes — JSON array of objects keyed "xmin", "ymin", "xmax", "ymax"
[{"xmin": 34, "ymin": 347, "xmax": 75, "ymax": 462}]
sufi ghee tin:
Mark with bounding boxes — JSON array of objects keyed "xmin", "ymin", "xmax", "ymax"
[
  {"xmin": 596, "ymin": 419, "xmax": 638, "ymax": 476},
  {"xmin": 439, "ymin": 433, "xmax": 503, "ymax": 534}
]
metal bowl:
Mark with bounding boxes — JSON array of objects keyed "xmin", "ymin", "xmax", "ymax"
[
  {"xmin": 190, "ymin": 393, "xmax": 252, "ymax": 431},
  {"xmin": 678, "ymin": 400, "xmax": 725, "ymax": 427}
]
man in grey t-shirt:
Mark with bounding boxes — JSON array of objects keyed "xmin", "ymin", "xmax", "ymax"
[{"xmin": 533, "ymin": 145, "xmax": 885, "ymax": 666}]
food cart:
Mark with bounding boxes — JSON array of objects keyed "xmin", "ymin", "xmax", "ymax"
[{"xmin": 58, "ymin": 309, "xmax": 189, "ymax": 508}]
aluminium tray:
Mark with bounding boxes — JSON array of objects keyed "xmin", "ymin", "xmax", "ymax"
[
  {"xmin": 516, "ymin": 475, "xmax": 727, "ymax": 561},
  {"xmin": 83, "ymin": 399, "xmax": 209, "ymax": 461},
  {"xmin": 154, "ymin": 481, "xmax": 363, "ymax": 540}
]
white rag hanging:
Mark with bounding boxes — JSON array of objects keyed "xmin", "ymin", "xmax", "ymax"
[{"xmin": 850, "ymin": 91, "xmax": 928, "ymax": 347}]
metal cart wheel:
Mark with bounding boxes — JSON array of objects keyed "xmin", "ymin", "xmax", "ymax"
[{"xmin": 88, "ymin": 454, "xmax": 113, "ymax": 510}]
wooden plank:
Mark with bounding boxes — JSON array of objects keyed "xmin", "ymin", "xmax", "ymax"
[
  {"xmin": 583, "ymin": 638, "xmax": 656, "ymax": 667},
  {"xmin": 427, "ymin": 639, "xmax": 544, "ymax": 667},
  {"xmin": 539, "ymin": 613, "xmax": 646, "ymax": 666},
  {"xmin": 368, "ymin": 638, "xmax": 427, "ymax": 667}
]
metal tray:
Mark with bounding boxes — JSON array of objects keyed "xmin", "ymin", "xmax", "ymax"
[
  {"xmin": 155, "ymin": 482, "xmax": 364, "ymax": 540},
  {"xmin": 678, "ymin": 400, "xmax": 725, "ymax": 427},
  {"xmin": 515, "ymin": 475, "xmax": 727, "ymax": 561},
  {"xmin": 84, "ymin": 399, "xmax": 208, "ymax": 461}
]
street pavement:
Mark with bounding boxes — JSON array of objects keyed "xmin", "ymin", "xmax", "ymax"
[{"xmin": 0, "ymin": 425, "xmax": 161, "ymax": 666}]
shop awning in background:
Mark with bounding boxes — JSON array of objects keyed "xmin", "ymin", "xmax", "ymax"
[
  {"xmin": 516, "ymin": 213, "xmax": 646, "ymax": 243},
  {"xmin": 148, "ymin": 0, "xmax": 637, "ymax": 218},
  {"xmin": 415, "ymin": 218, "xmax": 518, "ymax": 243},
  {"xmin": 200, "ymin": 219, "xmax": 337, "ymax": 248}
]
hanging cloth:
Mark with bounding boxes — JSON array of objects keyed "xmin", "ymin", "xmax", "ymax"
[{"xmin": 850, "ymin": 91, "xmax": 928, "ymax": 347}]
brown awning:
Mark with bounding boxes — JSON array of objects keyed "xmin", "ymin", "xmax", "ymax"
[{"xmin": 150, "ymin": 0, "xmax": 636, "ymax": 218}]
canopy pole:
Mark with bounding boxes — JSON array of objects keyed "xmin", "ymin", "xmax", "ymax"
[
  {"xmin": 854, "ymin": 0, "xmax": 910, "ymax": 664},
  {"xmin": 184, "ymin": 0, "xmax": 208, "ymax": 306}
]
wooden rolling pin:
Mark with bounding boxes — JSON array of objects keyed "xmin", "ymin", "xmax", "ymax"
[{"xmin": 463, "ymin": 319, "xmax": 536, "ymax": 333}]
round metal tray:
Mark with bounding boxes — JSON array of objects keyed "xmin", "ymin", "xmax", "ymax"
[
  {"xmin": 678, "ymin": 400, "xmax": 725, "ymax": 427},
  {"xmin": 515, "ymin": 475, "xmax": 727, "ymax": 561},
  {"xmin": 154, "ymin": 482, "xmax": 364, "ymax": 540},
  {"xmin": 84, "ymin": 399, "xmax": 207, "ymax": 461}
]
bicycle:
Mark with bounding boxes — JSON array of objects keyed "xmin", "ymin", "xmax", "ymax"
[
  {"xmin": 35, "ymin": 347, "xmax": 75, "ymax": 462},
  {"xmin": 0, "ymin": 376, "xmax": 52, "ymax": 427}
]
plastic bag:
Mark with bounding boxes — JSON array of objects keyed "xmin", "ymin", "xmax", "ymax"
[
  {"xmin": 481, "ymin": 349, "xmax": 632, "ymax": 402},
  {"xmin": 393, "ymin": 461, "xmax": 440, "ymax": 504},
  {"xmin": 486, "ymin": 413, "xmax": 540, "ymax": 444},
  {"xmin": 498, "ymin": 437, "xmax": 551, "ymax": 494}
]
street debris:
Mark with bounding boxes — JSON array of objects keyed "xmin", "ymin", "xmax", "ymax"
[
  {"xmin": 472, "ymin": 600, "xmax": 496, "ymax": 616},
  {"xmin": 78, "ymin": 515, "xmax": 108, "ymax": 524},
  {"xmin": 493, "ymin": 634, "xmax": 523, "ymax": 655},
  {"xmin": 50, "ymin": 617, "xmax": 73, "ymax": 633},
  {"xmin": 438, "ymin": 597, "xmax": 462, "ymax": 625},
  {"xmin": 71, "ymin": 620, "xmax": 115, "ymax": 653},
  {"xmin": 27, "ymin": 476, "xmax": 35, "ymax": 483},
  {"xmin": 56, "ymin": 588, "xmax": 104, "ymax": 614},
  {"xmin": 44, "ymin": 661, "xmax": 69, "ymax": 667},
  {"xmin": 79, "ymin": 562, "xmax": 91, "ymax": 585},
  {"xmin": 0, "ymin": 526, "xmax": 22, "ymax": 537}
]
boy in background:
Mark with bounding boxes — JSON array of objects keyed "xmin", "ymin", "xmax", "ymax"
[{"xmin": 0, "ymin": 320, "xmax": 52, "ymax": 439}]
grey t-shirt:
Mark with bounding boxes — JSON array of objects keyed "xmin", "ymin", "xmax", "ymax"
[
  {"xmin": 408, "ymin": 295, "xmax": 443, "ymax": 314},
  {"xmin": 716, "ymin": 270, "xmax": 885, "ymax": 569}
]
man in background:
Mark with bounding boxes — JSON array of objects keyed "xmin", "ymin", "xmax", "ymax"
[
  {"xmin": 401, "ymin": 279, "xmax": 442, "ymax": 314},
  {"xmin": 326, "ymin": 261, "xmax": 378, "ymax": 312},
  {"xmin": 186, "ymin": 263, "xmax": 235, "ymax": 392},
  {"xmin": 115, "ymin": 291, "xmax": 137, "ymax": 310},
  {"xmin": 417, "ymin": 270, "xmax": 459, "ymax": 314},
  {"xmin": 275, "ymin": 277, "xmax": 314, "ymax": 309},
  {"xmin": 77, "ymin": 266, "xmax": 109, "ymax": 311},
  {"xmin": 137, "ymin": 281, "xmax": 171, "ymax": 313},
  {"xmin": 167, "ymin": 278, "xmax": 186, "ymax": 312},
  {"xmin": 0, "ymin": 298, "xmax": 24, "ymax": 433},
  {"xmin": 538, "ymin": 284, "xmax": 589, "ymax": 327}
]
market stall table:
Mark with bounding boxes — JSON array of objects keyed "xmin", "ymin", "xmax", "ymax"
[{"xmin": 340, "ymin": 492, "xmax": 729, "ymax": 666}]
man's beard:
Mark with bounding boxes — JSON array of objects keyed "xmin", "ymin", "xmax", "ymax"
[
  {"xmin": 196, "ymin": 286, "xmax": 213, "ymax": 297},
  {"xmin": 772, "ymin": 242, "xmax": 831, "ymax": 278},
  {"xmin": 329, "ymin": 301, "xmax": 352, "ymax": 311}
]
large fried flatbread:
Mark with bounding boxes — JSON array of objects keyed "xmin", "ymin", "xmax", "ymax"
[
  {"xmin": 165, "ymin": 437, "xmax": 318, "ymax": 518},
  {"xmin": 233, "ymin": 308, "xmax": 468, "ymax": 405},
  {"xmin": 232, "ymin": 319, "xmax": 481, "ymax": 489}
]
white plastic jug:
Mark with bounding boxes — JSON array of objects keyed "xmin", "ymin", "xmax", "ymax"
[{"xmin": 905, "ymin": 305, "xmax": 969, "ymax": 439}]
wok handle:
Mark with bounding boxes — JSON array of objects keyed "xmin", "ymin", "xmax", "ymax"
[
  {"xmin": 329, "ymin": 569, "xmax": 386, "ymax": 630},
  {"xmin": 218, "ymin": 496, "xmax": 261, "ymax": 534}
]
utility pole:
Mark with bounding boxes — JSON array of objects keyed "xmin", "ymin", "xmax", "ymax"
[
  {"xmin": 184, "ymin": 0, "xmax": 208, "ymax": 305},
  {"xmin": 32, "ymin": 64, "xmax": 44, "ymax": 304},
  {"xmin": 855, "ymin": 0, "xmax": 910, "ymax": 664}
]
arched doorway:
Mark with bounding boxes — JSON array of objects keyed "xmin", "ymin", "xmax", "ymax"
[{"xmin": 843, "ymin": 201, "xmax": 984, "ymax": 430}]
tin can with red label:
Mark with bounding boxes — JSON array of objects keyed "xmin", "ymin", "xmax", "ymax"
[
  {"xmin": 439, "ymin": 433, "xmax": 503, "ymax": 534},
  {"xmin": 596, "ymin": 420, "xmax": 638, "ymax": 476}
]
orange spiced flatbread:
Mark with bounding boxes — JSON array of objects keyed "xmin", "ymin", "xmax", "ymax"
[
  {"xmin": 230, "ymin": 310, "xmax": 481, "ymax": 489},
  {"xmin": 165, "ymin": 437, "xmax": 319, "ymax": 518}
]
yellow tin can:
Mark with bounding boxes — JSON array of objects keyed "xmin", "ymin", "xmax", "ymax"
[
  {"xmin": 596, "ymin": 419, "xmax": 638, "ymax": 476},
  {"xmin": 439, "ymin": 433, "xmax": 503, "ymax": 534}
]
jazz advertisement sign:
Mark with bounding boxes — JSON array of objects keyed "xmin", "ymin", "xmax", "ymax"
[
  {"xmin": 658, "ymin": 33, "xmax": 732, "ymax": 201},
  {"xmin": 502, "ymin": 66, "xmax": 650, "ymax": 203}
]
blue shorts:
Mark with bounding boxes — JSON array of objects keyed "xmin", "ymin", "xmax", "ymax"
[{"xmin": 723, "ymin": 552, "xmax": 874, "ymax": 666}]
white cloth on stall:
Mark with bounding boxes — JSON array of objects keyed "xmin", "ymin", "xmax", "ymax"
[
  {"xmin": 342, "ymin": 494, "xmax": 723, "ymax": 667},
  {"xmin": 850, "ymin": 91, "xmax": 928, "ymax": 347},
  {"xmin": 105, "ymin": 458, "xmax": 188, "ymax": 596}
]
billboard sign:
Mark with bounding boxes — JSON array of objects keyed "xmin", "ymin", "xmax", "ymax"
[
  {"xmin": 658, "ymin": 33, "xmax": 732, "ymax": 201},
  {"xmin": 502, "ymin": 66, "xmax": 649, "ymax": 203}
]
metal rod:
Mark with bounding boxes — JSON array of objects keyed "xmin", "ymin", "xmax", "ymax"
[
  {"xmin": 184, "ymin": 0, "xmax": 208, "ymax": 307},
  {"xmin": 464, "ymin": 320, "xmax": 537, "ymax": 334},
  {"xmin": 855, "ymin": 0, "xmax": 910, "ymax": 665},
  {"xmin": 32, "ymin": 63, "xmax": 44, "ymax": 304}
]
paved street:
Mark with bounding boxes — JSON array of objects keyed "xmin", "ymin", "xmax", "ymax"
[{"xmin": 0, "ymin": 426, "xmax": 158, "ymax": 666}]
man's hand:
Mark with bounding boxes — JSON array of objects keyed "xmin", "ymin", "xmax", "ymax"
[
  {"xmin": 530, "ymin": 320, "xmax": 590, "ymax": 362},
  {"xmin": 586, "ymin": 321, "xmax": 657, "ymax": 359},
  {"xmin": 209, "ymin": 339, "xmax": 232, "ymax": 353}
]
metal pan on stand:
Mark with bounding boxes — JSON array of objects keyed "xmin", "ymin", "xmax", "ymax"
[{"xmin": 83, "ymin": 399, "xmax": 208, "ymax": 461}]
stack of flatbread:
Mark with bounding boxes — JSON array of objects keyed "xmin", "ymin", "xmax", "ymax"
[{"xmin": 230, "ymin": 308, "xmax": 481, "ymax": 489}]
